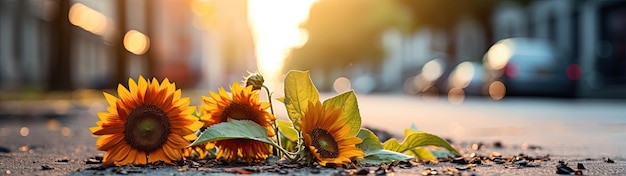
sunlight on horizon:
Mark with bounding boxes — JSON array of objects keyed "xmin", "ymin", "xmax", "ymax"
[{"xmin": 248, "ymin": 0, "xmax": 316, "ymax": 92}]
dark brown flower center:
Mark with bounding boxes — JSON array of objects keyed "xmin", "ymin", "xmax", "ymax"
[
  {"xmin": 125, "ymin": 104, "xmax": 170, "ymax": 153},
  {"xmin": 222, "ymin": 102, "xmax": 258, "ymax": 122},
  {"xmin": 311, "ymin": 128, "xmax": 339, "ymax": 158}
]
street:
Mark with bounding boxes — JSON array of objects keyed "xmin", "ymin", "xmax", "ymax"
[{"xmin": 1, "ymin": 93, "xmax": 625, "ymax": 175}]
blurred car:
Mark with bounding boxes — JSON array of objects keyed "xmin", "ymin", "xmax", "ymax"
[{"xmin": 483, "ymin": 38, "xmax": 578, "ymax": 97}]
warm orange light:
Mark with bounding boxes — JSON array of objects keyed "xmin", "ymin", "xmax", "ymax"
[
  {"xmin": 448, "ymin": 88, "xmax": 465, "ymax": 105},
  {"xmin": 488, "ymin": 81, "xmax": 506, "ymax": 100},
  {"xmin": 191, "ymin": 0, "xmax": 213, "ymax": 17},
  {"xmin": 20, "ymin": 127, "xmax": 29, "ymax": 137},
  {"xmin": 450, "ymin": 62, "xmax": 475, "ymax": 88},
  {"xmin": 421, "ymin": 85, "xmax": 439, "ymax": 102},
  {"xmin": 61, "ymin": 127, "xmax": 71, "ymax": 137},
  {"xmin": 68, "ymin": 3, "xmax": 108, "ymax": 36},
  {"xmin": 248, "ymin": 0, "xmax": 316, "ymax": 88},
  {"xmin": 123, "ymin": 30, "xmax": 150, "ymax": 55},
  {"xmin": 486, "ymin": 41, "xmax": 513, "ymax": 70},
  {"xmin": 47, "ymin": 119, "xmax": 60, "ymax": 131}
]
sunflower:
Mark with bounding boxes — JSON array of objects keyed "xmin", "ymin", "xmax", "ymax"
[
  {"xmin": 90, "ymin": 76, "xmax": 202, "ymax": 166},
  {"xmin": 200, "ymin": 81, "xmax": 276, "ymax": 162},
  {"xmin": 300, "ymin": 101, "xmax": 364, "ymax": 167},
  {"xmin": 183, "ymin": 142, "xmax": 215, "ymax": 159}
]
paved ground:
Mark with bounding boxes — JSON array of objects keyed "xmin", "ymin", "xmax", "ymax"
[{"xmin": 1, "ymin": 92, "xmax": 625, "ymax": 175}]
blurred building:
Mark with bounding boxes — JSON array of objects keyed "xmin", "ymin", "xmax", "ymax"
[{"xmin": 0, "ymin": 0, "xmax": 255, "ymax": 93}]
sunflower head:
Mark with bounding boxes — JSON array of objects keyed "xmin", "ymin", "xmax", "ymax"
[
  {"xmin": 300, "ymin": 101, "xmax": 364, "ymax": 167},
  {"xmin": 90, "ymin": 76, "xmax": 202, "ymax": 166},
  {"xmin": 199, "ymin": 81, "xmax": 276, "ymax": 162}
]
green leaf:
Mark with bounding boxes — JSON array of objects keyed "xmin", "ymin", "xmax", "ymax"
[
  {"xmin": 277, "ymin": 119, "xmax": 298, "ymax": 142},
  {"xmin": 189, "ymin": 119, "xmax": 273, "ymax": 147},
  {"xmin": 283, "ymin": 70, "xmax": 319, "ymax": 131},
  {"xmin": 356, "ymin": 128, "xmax": 383, "ymax": 153},
  {"xmin": 322, "ymin": 90, "xmax": 361, "ymax": 137},
  {"xmin": 361, "ymin": 149, "xmax": 413, "ymax": 165},
  {"xmin": 357, "ymin": 129, "xmax": 413, "ymax": 165},
  {"xmin": 407, "ymin": 147, "xmax": 437, "ymax": 161},
  {"xmin": 382, "ymin": 132, "xmax": 460, "ymax": 156}
]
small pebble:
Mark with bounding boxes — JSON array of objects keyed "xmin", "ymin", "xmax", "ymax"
[
  {"xmin": 309, "ymin": 168, "xmax": 320, "ymax": 174},
  {"xmin": 5, "ymin": 170, "xmax": 11, "ymax": 175},
  {"xmin": 354, "ymin": 168, "xmax": 369, "ymax": 175},
  {"xmin": 375, "ymin": 167, "xmax": 387, "ymax": 175},
  {"xmin": 493, "ymin": 141, "xmax": 503, "ymax": 148},
  {"xmin": 604, "ymin": 157, "xmax": 615, "ymax": 163}
]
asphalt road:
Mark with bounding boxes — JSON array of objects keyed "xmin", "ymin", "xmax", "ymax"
[{"xmin": 1, "ymin": 93, "xmax": 625, "ymax": 175}]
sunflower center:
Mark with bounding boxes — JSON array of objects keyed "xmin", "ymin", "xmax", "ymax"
[
  {"xmin": 222, "ymin": 102, "xmax": 257, "ymax": 121},
  {"xmin": 311, "ymin": 128, "xmax": 339, "ymax": 158},
  {"xmin": 124, "ymin": 104, "xmax": 170, "ymax": 153}
]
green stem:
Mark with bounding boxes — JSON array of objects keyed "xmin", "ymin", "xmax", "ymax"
[
  {"xmin": 269, "ymin": 142, "xmax": 298, "ymax": 162},
  {"xmin": 263, "ymin": 85, "xmax": 281, "ymax": 158}
]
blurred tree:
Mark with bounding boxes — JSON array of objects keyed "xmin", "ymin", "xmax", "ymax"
[{"xmin": 283, "ymin": 0, "xmax": 411, "ymax": 76}]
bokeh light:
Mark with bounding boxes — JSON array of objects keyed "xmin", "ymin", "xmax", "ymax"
[
  {"xmin": 333, "ymin": 77, "xmax": 351, "ymax": 93},
  {"xmin": 421, "ymin": 59, "xmax": 444, "ymax": 82},
  {"xmin": 488, "ymin": 81, "xmax": 506, "ymax": 100},
  {"xmin": 504, "ymin": 62, "xmax": 520, "ymax": 78},
  {"xmin": 421, "ymin": 85, "xmax": 439, "ymax": 102},
  {"xmin": 47, "ymin": 119, "xmax": 60, "ymax": 131},
  {"xmin": 20, "ymin": 127, "xmax": 29, "ymax": 137},
  {"xmin": 566, "ymin": 64, "xmax": 582, "ymax": 81},
  {"xmin": 486, "ymin": 41, "xmax": 513, "ymax": 70},
  {"xmin": 61, "ymin": 127, "xmax": 71, "ymax": 137},
  {"xmin": 123, "ymin": 30, "xmax": 150, "ymax": 55},
  {"xmin": 68, "ymin": 3, "xmax": 109, "ymax": 36},
  {"xmin": 450, "ymin": 61, "xmax": 475, "ymax": 88},
  {"xmin": 448, "ymin": 87, "xmax": 465, "ymax": 105}
]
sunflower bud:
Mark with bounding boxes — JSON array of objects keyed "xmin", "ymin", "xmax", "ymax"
[{"xmin": 245, "ymin": 73, "xmax": 264, "ymax": 91}]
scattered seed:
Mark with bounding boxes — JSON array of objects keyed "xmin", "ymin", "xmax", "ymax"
[
  {"xmin": 41, "ymin": 165, "xmax": 54, "ymax": 170},
  {"xmin": 451, "ymin": 157, "xmax": 468, "ymax": 164},
  {"xmin": 577, "ymin": 163, "xmax": 585, "ymax": 169},
  {"xmin": 556, "ymin": 161, "xmax": 575, "ymax": 175},
  {"xmin": 85, "ymin": 159, "xmax": 101, "ymax": 164}
]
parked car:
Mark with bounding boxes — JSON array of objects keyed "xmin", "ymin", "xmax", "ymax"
[{"xmin": 483, "ymin": 38, "xmax": 577, "ymax": 97}]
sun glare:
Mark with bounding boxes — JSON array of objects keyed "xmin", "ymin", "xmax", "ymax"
[{"xmin": 248, "ymin": 0, "xmax": 316, "ymax": 89}]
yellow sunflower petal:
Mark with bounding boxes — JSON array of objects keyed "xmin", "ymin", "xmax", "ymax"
[{"xmin": 103, "ymin": 92, "xmax": 118, "ymax": 107}]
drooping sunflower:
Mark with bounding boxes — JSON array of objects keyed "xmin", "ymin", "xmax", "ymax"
[
  {"xmin": 183, "ymin": 142, "xmax": 215, "ymax": 159},
  {"xmin": 300, "ymin": 101, "xmax": 364, "ymax": 167},
  {"xmin": 90, "ymin": 76, "xmax": 202, "ymax": 166},
  {"xmin": 200, "ymin": 81, "xmax": 276, "ymax": 162}
]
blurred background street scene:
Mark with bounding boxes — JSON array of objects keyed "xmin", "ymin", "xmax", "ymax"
[
  {"xmin": 1, "ymin": 0, "xmax": 626, "ymax": 159},
  {"xmin": 2, "ymin": 0, "xmax": 626, "ymax": 98}
]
